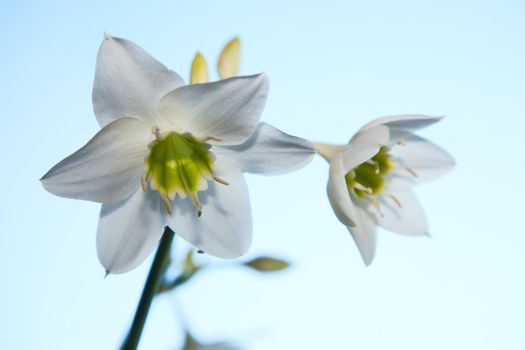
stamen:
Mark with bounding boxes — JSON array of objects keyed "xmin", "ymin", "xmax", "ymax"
[
  {"xmin": 371, "ymin": 199, "xmax": 384, "ymax": 217},
  {"xmin": 213, "ymin": 175, "xmax": 229, "ymax": 186},
  {"xmin": 144, "ymin": 130, "xmax": 223, "ymax": 219},
  {"xmin": 354, "ymin": 183, "xmax": 373, "ymax": 194},
  {"xmin": 388, "ymin": 194, "xmax": 402, "ymax": 208},
  {"xmin": 140, "ymin": 175, "xmax": 147, "ymax": 192},
  {"xmin": 404, "ymin": 166, "xmax": 418, "ymax": 178},
  {"xmin": 161, "ymin": 194, "xmax": 173, "ymax": 215},
  {"xmin": 201, "ymin": 135, "xmax": 223, "ymax": 142},
  {"xmin": 192, "ymin": 195, "xmax": 203, "ymax": 217},
  {"xmin": 366, "ymin": 159, "xmax": 380, "ymax": 174},
  {"xmin": 397, "ymin": 139, "xmax": 406, "ymax": 146}
]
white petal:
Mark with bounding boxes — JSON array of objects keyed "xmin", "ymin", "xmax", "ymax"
[
  {"xmin": 159, "ymin": 74, "xmax": 269, "ymax": 145},
  {"xmin": 347, "ymin": 204, "xmax": 378, "ymax": 266},
  {"xmin": 167, "ymin": 159, "xmax": 252, "ymax": 258},
  {"xmin": 360, "ymin": 115, "xmax": 443, "ymax": 133},
  {"xmin": 41, "ymin": 118, "xmax": 151, "ymax": 203},
  {"xmin": 214, "ymin": 122, "xmax": 315, "ymax": 175},
  {"xmin": 349, "ymin": 124, "xmax": 390, "ymax": 149},
  {"xmin": 327, "ymin": 143, "xmax": 382, "ymax": 227},
  {"xmin": 93, "ymin": 34, "xmax": 184, "ymax": 127},
  {"xmin": 341, "ymin": 141, "xmax": 385, "ymax": 175},
  {"xmin": 389, "ymin": 133, "xmax": 455, "ymax": 183},
  {"xmin": 327, "ymin": 144, "xmax": 382, "ymax": 265},
  {"xmin": 327, "ymin": 153, "xmax": 357, "ymax": 227},
  {"xmin": 376, "ymin": 188, "xmax": 428, "ymax": 235},
  {"xmin": 97, "ymin": 189, "xmax": 165, "ymax": 274}
]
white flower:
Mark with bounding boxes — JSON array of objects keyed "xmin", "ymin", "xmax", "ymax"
[
  {"xmin": 41, "ymin": 34, "xmax": 315, "ymax": 274},
  {"xmin": 315, "ymin": 115, "xmax": 455, "ymax": 265}
]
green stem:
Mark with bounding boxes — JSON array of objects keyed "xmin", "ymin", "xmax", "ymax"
[
  {"xmin": 157, "ymin": 271, "xmax": 198, "ymax": 294},
  {"xmin": 121, "ymin": 227, "xmax": 175, "ymax": 350}
]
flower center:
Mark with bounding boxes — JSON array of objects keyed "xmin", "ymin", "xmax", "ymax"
[
  {"xmin": 345, "ymin": 146, "xmax": 393, "ymax": 198},
  {"xmin": 143, "ymin": 130, "xmax": 226, "ymax": 216}
]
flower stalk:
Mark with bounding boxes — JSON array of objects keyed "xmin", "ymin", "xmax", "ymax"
[{"xmin": 121, "ymin": 227, "xmax": 175, "ymax": 350}]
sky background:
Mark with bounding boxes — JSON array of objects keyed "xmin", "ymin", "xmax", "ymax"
[{"xmin": 1, "ymin": 0, "xmax": 525, "ymax": 349}]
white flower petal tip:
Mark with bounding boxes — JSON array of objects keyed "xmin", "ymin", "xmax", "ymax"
[
  {"xmin": 93, "ymin": 35, "xmax": 184, "ymax": 127},
  {"xmin": 97, "ymin": 189, "xmax": 165, "ymax": 274},
  {"xmin": 216, "ymin": 122, "xmax": 316, "ymax": 175},
  {"xmin": 360, "ymin": 114, "xmax": 445, "ymax": 133},
  {"xmin": 324, "ymin": 114, "xmax": 453, "ymax": 264},
  {"xmin": 359, "ymin": 248, "xmax": 375, "ymax": 266},
  {"xmin": 40, "ymin": 118, "xmax": 151, "ymax": 203}
]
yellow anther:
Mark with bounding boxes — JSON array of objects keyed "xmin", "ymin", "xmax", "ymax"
[
  {"xmin": 366, "ymin": 159, "xmax": 380, "ymax": 174},
  {"xmin": 388, "ymin": 194, "xmax": 402, "ymax": 208},
  {"xmin": 354, "ymin": 182, "xmax": 373, "ymax": 194},
  {"xmin": 140, "ymin": 175, "xmax": 147, "ymax": 192},
  {"xmin": 202, "ymin": 135, "xmax": 223, "ymax": 142},
  {"xmin": 213, "ymin": 175, "xmax": 229, "ymax": 186},
  {"xmin": 192, "ymin": 195, "xmax": 203, "ymax": 217},
  {"xmin": 404, "ymin": 166, "xmax": 418, "ymax": 178},
  {"xmin": 161, "ymin": 195, "xmax": 173, "ymax": 215}
]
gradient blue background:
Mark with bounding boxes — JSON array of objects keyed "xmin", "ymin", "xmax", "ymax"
[{"xmin": 2, "ymin": 1, "xmax": 524, "ymax": 349}]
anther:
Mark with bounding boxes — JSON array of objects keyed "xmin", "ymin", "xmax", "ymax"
[
  {"xmin": 192, "ymin": 195, "xmax": 203, "ymax": 217},
  {"xmin": 161, "ymin": 195, "xmax": 173, "ymax": 215},
  {"xmin": 354, "ymin": 183, "xmax": 373, "ymax": 194},
  {"xmin": 213, "ymin": 175, "xmax": 229, "ymax": 186},
  {"xmin": 404, "ymin": 166, "xmax": 418, "ymax": 178},
  {"xmin": 366, "ymin": 159, "xmax": 380, "ymax": 174},
  {"xmin": 388, "ymin": 194, "xmax": 402, "ymax": 208},
  {"xmin": 397, "ymin": 139, "xmax": 406, "ymax": 146},
  {"xmin": 140, "ymin": 175, "xmax": 147, "ymax": 192}
]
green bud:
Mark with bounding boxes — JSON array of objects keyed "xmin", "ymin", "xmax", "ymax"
[
  {"xmin": 182, "ymin": 250, "xmax": 200, "ymax": 276},
  {"xmin": 243, "ymin": 257, "xmax": 290, "ymax": 272}
]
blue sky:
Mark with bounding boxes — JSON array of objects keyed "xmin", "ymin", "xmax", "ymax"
[{"xmin": 1, "ymin": 1, "xmax": 525, "ymax": 349}]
